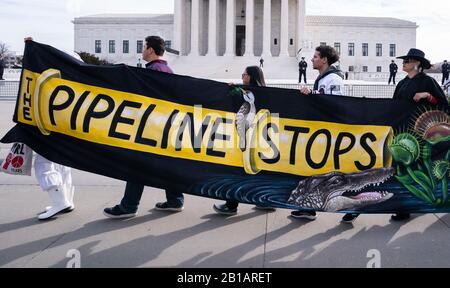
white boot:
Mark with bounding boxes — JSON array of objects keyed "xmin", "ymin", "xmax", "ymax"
[
  {"xmin": 38, "ymin": 187, "xmax": 72, "ymax": 220},
  {"xmin": 41, "ymin": 183, "xmax": 75, "ymax": 213}
]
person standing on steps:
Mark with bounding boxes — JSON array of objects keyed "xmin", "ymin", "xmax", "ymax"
[
  {"xmin": 298, "ymin": 57, "xmax": 308, "ymax": 84},
  {"xmin": 441, "ymin": 60, "xmax": 450, "ymax": 85},
  {"xmin": 388, "ymin": 60, "xmax": 398, "ymax": 85}
]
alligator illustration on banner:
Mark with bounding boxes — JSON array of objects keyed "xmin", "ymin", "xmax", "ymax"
[{"xmin": 287, "ymin": 168, "xmax": 394, "ymax": 212}]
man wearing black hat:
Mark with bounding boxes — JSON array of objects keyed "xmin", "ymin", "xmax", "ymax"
[
  {"xmin": 388, "ymin": 60, "xmax": 398, "ymax": 85},
  {"xmin": 298, "ymin": 57, "xmax": 308, "ymax": 84},
  {"xmin": 442, "ymin": 60, "xmax": 449, "ymax": 85}
]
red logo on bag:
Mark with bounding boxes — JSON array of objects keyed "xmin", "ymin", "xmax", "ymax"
[
  {"xmin": 11, "ymin": 156, "xmax": 24, "ymax": 169},
  {"xmin": 2, "ymin": 153, "xmax": 13, "ymax": 169}
]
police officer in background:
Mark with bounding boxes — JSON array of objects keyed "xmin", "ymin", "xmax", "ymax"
[
  {"xmin": 388, "ymin": 60, "xmax": 398, "ymax": 85},
  {"xmin": 298, "ymin": 57, "xmax": 308, "ymax": 84},
  {"xmin": 0, "ymin": 55, "xmax": 5, "ymax": 80},
  {"xmin": 441, "ymin": 60, "xmax": 450, "ymax": 85}
]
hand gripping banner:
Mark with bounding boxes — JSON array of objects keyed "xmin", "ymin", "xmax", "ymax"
[{"xmin": 2, "ymin": 41, "xmax": 450, "ymax": 213}]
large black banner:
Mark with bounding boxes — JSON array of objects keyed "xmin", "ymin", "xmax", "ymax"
[{"xmin": 2, "ymin": 41, "xmax": 450, "ymax": 213}]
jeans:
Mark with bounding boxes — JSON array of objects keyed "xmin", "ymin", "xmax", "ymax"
[{"xmin": 120, "ymin": 182, "xmax": 184, "ymax": 213}]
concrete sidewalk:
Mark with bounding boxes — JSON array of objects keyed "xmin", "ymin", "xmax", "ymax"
[{"xmin": 1, "ymin": 101, "xmax": 450, "ymax": 268}]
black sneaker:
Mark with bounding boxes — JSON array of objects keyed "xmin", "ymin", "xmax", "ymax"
[
  {"xmin": 391, "ymin": 213, "xmax": 410, "ymax": 221},
  {"xmin": 341, "ymin": 213, "xmax": 360, "ymax": 224},
  {"xmin": 103, "ymin": 205, "xmax": 137, "ymax": 219},
  {"xmin": 213, "ymin": 203, "xmax": 238, "ymax": 215},
  {"xmin": 155, "ymin": 202, "xmax": 184, "ymax": 212},
  {"xmin": 290, "ymin": 210, "xmax": 317, "ymax": 220}
]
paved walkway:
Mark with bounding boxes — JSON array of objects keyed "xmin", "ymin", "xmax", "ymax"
[{"xmin": 1, "ymin": 101, "xmax": 450, "ymax": 268}]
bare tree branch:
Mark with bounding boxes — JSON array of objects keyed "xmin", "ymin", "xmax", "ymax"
[{"xmin": 0, "ymin": 42, "xmax": 11, "ymax": 58}]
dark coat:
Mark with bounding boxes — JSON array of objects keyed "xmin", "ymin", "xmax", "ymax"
[
  {"xmin": 389, "ymin": 63, "xmax": 398, "ymax": 73},
  {"xmin": 393, "ymin": 72, "xmax": 448, "ymax": 106},
  {"xmin": 299, "ymin": 60, "xmax": 308, "ymax": 71}
]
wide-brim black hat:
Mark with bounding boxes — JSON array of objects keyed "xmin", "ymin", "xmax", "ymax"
[{"xmin": 397, "ymin": 48, "xmax": 431, "ymax": 69}]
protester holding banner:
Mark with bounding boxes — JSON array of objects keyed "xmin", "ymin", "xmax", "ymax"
[
  {"xmin": 14, "ymin": 37, "xmax": 77, "ymax": 220},
  {"xmin": 342, "ymin": 48, "xmax": 449, "ymax": 224},
  {"xmin": 292, "ymin": 46, "xmax": 345, "ymax": 221},
  {"xmin": 104, "ymin": 36, "xmax": 184, "ymax": 219},
  {"xmin": 213, "ymin": 66, "xmax": 275, "ymax": 216},
  {"xmin": 299, "ymin": 45, "xmax": 344, "ymax": 96},
  {"xmin": 393, "ymin": 49, "xmax": 448, "ymax": 106}
]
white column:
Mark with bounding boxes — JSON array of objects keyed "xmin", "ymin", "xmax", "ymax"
[
  {"xmin": 261, "ymin": 0, "xmax": 272, "ymax": 57},
  {"xmin": 174, "ymin": 0, "xmax": 183, "ymax": 54},
  {"xmin": 206, "ymin": 0, "xmax": 218, "ymax": 56},
  {"xmin": 244, "ymin": 0, "xmax": 254, "ymax": 57},
  {"xmin": 225, "ymin": 0, "xmax": 236, "ymax": 56},
  {"xmin": 279, "ymin": 0, "xmax": 289, "ymax": 57},
  {"xmin": 297, "ymin": 0, "xmax": 306, "ymax": 54},
  {"xmin": 190, "ymin": 0, "xmax": 200, "ymax": 56}
]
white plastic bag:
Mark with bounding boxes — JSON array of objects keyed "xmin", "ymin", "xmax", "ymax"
[{"xmin": 1, "ymin": 143, "xmax": 33, "ymax": 176}]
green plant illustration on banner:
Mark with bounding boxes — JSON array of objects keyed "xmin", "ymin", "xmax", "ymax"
[{"xmin": 390, "ymin": 110, "xmax": 450, "ymax": 206}]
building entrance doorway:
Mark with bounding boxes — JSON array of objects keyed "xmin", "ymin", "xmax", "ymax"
[{"xmin": 236, "ymin": 25, "xmax": 245, "ymax": 56}]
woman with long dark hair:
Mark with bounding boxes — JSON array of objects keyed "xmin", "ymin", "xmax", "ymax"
[
  {"xmin": 242, "ymin": 66, "xmax": 266, "ymax": 87},
  {"xmin": 213, "ymin": 66, "xmax": 273, "ymax": 215}
]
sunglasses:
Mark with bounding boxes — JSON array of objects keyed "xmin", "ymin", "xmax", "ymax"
[
  {"xmin": 242, "ymin": 73, "xmax": 249, "ymax": 78},
  {"xmin": 403, "ymin": 59, "xmax": 415, "ymax": 64}
]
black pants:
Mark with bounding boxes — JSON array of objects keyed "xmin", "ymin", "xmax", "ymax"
[
  {"xmin": 388, "ymin": 73, "xmax": 397, "ymax": 85},
  {"xmin": 120, "ymin": 181, "xmax": 184, "ymax": 212},
  {"xmin": 299, "ymin": 71, "xmax": 307, "ymax": 84},
  {"xmin": 442, "ymin": 73, "xmax": 449, "ymax": 85},
  {"xmin": 0, "ymin": 67, "xmax": 4, "ymax": 80}
]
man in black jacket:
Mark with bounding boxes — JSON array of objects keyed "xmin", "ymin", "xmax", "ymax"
[
  {"xmin": 298, "ymin": 57, "xmax": 308, "ymax": 84},
  {"xmin": 388, "ymin": 60, "xmax": 398, "ymax": 85},
  {"xmin": 442, "ymin": 60, "xmax": 449, "ymax": 85}
]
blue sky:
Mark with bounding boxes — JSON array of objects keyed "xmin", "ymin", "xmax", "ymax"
[{"xmin": 0, "ymin": 0, "xmax": 448, "ymax": 62}]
